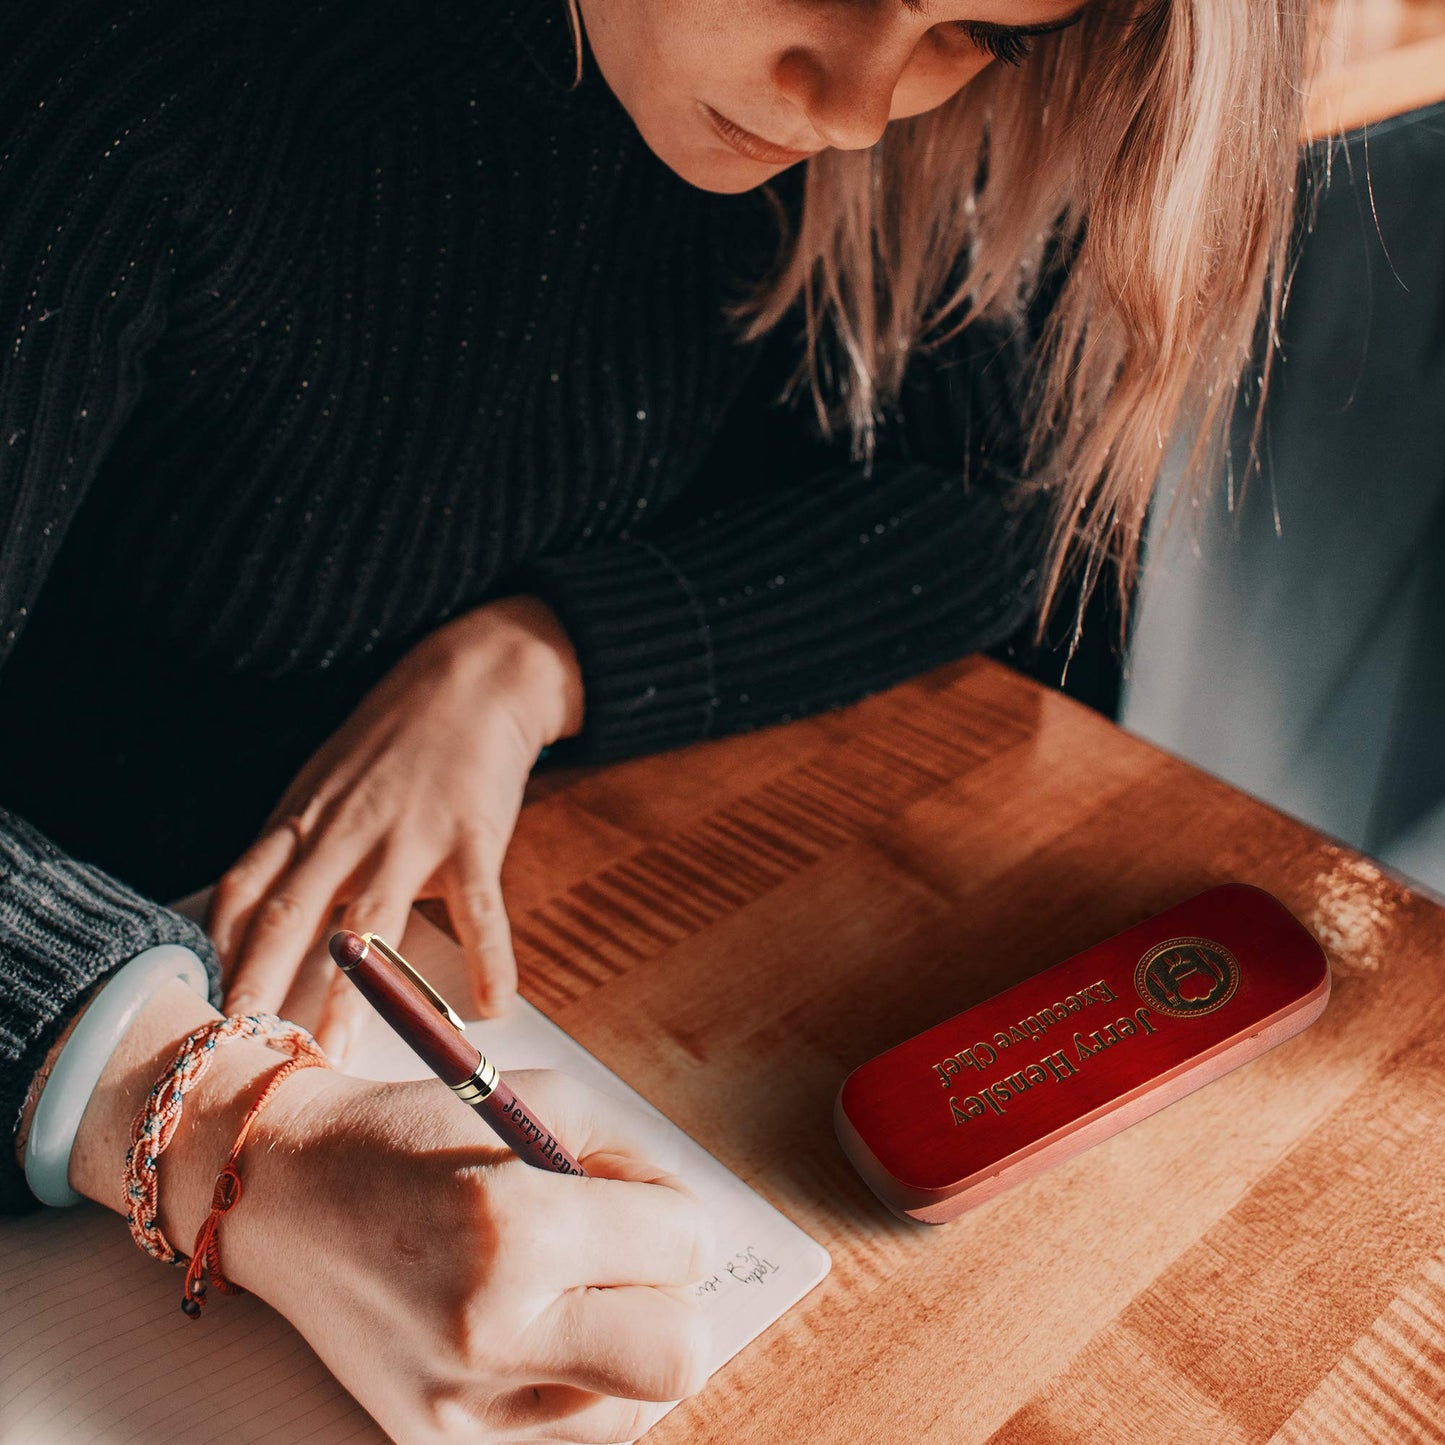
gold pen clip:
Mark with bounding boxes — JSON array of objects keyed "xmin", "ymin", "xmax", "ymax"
[{"xmin": 362, "ymin": 933, "xmax": 468, "ymax": 1033}]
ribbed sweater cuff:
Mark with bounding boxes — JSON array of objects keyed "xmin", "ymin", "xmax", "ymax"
[
  {"xmin": 0, "ymin": 808, "xmax": 221, "ymax": 1215},
  {"xmin": 520, "ymin": 539, "xmax": 720, "ymax": 761}
]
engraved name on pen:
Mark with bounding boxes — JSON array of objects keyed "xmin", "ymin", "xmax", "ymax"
[{"xmin": 500, "ymin": 1099, "xmax": 583, "ymax": 1174}]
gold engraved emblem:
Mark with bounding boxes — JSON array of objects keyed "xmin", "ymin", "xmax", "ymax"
[{"xmin": 1134, "ymin": 936, "xmax": 1240, "ymax": 1018}]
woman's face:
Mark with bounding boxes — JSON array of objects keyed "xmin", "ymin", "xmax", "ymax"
[{"xmin": 575, "ymin": 0, "xmax": 1089, "ymax": 193}]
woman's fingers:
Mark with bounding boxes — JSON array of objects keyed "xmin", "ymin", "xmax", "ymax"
[
  {"xmin": 222, "ymin": 835, "xmax": 371, "ymax": 1017},
  {"xmin": 455, "ymin": 1384, "xmax": 665, "ymax": 1445},
  {"xmin": 501, "ymin": 1071, "xmax": 686, "ymax": 1184},
  {"xmin": 208, "ymin": 823, "xmax": 300, "ymax": 976},
  {"xmin": 491, "ymin": 1080, "xmax": 710, "ymax": 1294},
  {"xmin": 477, "ymin": 1291, "xmax": 707, "ymax": 1440},
  {"xmin": 318, "ymin": 845, "xmax": 439, "ymax": 1064},
  {"xmin": 442, "ymin": 832, "xmax": 519, "ymax": 1016},
  {"xmin": 530, "ymin": 1176, "xmax": 710, "ymax": 1293},
  {"xmin": 532, "ymin": 1393, "xmax": 668, "ymax": 1445},
  {"xmin": 528, "ymin": 1286, "xmax": 711, "ymax": 1403}
]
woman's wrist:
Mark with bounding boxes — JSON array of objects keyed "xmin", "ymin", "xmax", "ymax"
[
  {"xmin": 20, "ymin": 947, "xmax": 213, "ymax": 1206},
  {"xmin": 437, "ymin": 594, "xmax": 586, "ymax": 749},
  {"xmin": 67, "ymin": 980, "xmax": 316, "ymax": 1272}
]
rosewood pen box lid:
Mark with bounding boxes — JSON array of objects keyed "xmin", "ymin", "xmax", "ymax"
[{"xmin": 835, "ymin": 884, "xmax": 1330, "ymax": 1224}]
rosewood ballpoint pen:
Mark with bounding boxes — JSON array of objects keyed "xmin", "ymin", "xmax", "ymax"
[{"xmin": 327, "ymin": 930, "xmax": 586, "ymax": 1176}]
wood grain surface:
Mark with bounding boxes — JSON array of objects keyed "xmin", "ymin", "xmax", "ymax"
[{"xmin": 502, "ymin": 658, "xmax": 1445, "ymax": 1444}]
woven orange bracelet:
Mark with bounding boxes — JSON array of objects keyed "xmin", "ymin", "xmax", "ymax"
[
  {"xmin": 181, "ymin": 1051, "xmax": 327, "ymax": 1318},
  {"xmin": 125, "ymin": 1013, "xmax": 325, "ymax": 1265}
]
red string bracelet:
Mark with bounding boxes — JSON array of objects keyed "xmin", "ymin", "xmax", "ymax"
[{"xmin": 181, "ymin": 1051, "xmax": 327, "ymax": 1318}]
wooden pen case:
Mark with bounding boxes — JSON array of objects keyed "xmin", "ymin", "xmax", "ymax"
[{"xmin": 835, "ymin": 884, "xmax": 1330, "ymax": 1224}]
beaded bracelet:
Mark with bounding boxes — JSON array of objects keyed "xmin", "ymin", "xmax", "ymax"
[{"xmin": 124, "ymin": 1013, "xmax": 326, "ymax": 1266}]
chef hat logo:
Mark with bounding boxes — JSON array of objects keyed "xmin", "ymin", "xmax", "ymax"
[{"xmin": 1134, "ymin": 937, "xmax": 1240, "ymax": 1018}]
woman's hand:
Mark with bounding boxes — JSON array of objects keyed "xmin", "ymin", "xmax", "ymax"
[
  {"xmin": 234, "ymin": 1066, "xmax": 713, "ymax": 1444},
  {"xmin": 209, "ymin": 595, "xmax": 585, "ymax": 1062},
  {"xmin": 67, "ymin": 982, "xmax": 713, "ymax": 1445}
]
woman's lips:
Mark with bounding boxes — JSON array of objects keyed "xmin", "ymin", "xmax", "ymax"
[{"xmin": 698, "ymin": 102, "xmax": 817, "ymax": 166}]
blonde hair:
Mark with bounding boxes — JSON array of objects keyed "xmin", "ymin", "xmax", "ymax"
[{"xmin": 566, "ymin": 2, "xmax": 1311, "ymax": 633}]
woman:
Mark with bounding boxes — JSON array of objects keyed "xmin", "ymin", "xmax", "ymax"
[{"xmin": 4, "ymin": 0, "xmax": 1306, "ymax": 1439}]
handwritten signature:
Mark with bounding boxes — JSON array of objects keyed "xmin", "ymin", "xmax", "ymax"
[{"xmin": 694, "ymin": 1245, "xmax": 780, "ymax": 1297}]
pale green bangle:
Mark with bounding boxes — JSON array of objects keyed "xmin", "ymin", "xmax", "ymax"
[{"xmin": 24, "ymin": 945, "xmax": 210, "ymax": 1207}]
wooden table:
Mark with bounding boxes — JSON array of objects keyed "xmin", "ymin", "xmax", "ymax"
[{"xmin": 501, "ymin": 658, "xmax": 1445, "ymax": 1444}]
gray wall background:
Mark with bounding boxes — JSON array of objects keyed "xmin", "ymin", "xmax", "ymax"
[{"xmin": 1123, "ymin": 99, "xmax": 1445, "ymax": 895}]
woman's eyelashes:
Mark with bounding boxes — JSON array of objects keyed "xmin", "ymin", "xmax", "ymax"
[{"xmin": 952, "ymin": 24, "xmax": 1034, "ymax": 67}]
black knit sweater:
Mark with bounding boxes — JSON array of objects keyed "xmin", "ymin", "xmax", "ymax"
[{"xmin": 0, "ymin": 0, "xmax": 1043, "ymax": 1210}]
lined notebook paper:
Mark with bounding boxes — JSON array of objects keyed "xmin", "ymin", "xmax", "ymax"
[{"xmin": 0, "ymin": 913, "xmax": 830, "ymax": 1443}]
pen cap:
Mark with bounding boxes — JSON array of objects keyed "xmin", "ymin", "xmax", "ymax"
[{"xmin": 835, "ymin": 884, "xmax": 1330, "ymax": 1224}]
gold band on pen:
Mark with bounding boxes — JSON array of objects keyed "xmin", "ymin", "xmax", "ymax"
[
  {"xmin": 450, "ymin": 1056, "xmax": 499, "ymax": 1103},
  {"xmin": 351, "ymin": 931, "xmax": 494, "ymax": 1097}
]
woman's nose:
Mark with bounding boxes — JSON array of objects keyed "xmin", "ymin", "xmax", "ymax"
[{"xmin": 773, "ymin": 31, "xmax": 910, "ymax": 152}]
